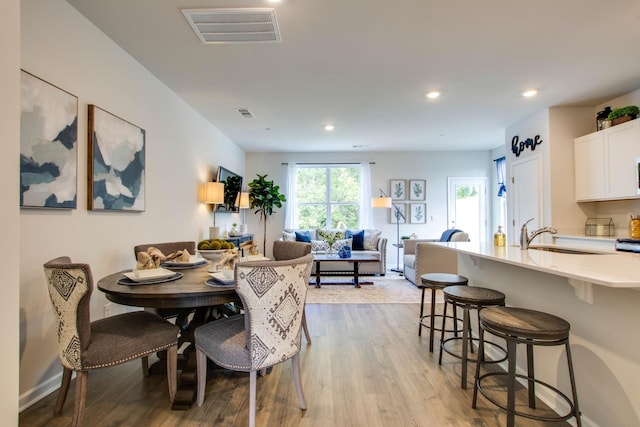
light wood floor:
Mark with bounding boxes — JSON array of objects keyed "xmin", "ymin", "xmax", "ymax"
[{"xmin": 20, "ymin": 303, "xmax": 571, "ymax": 426}]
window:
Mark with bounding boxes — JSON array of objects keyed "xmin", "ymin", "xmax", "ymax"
[{"xmin": 295, "ymin": 165, "xmax": 361, "ymax": 229}]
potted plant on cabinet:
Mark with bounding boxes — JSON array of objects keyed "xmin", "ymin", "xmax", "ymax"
[
  {"xmin": 248, "ymin": 174, "xmax": 286, "ymax": 255},
  {"xmin": 608, "ymin": 105, "xmax": 639, "ymax": 126}
]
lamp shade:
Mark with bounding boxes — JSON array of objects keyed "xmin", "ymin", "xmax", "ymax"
[
  {"xmin": 371, "ymin": 196, "xmax": 392, "ymax": 208},
  {"xmin": 236, "ymin": 191, "xmax": 250, "ymax": 209},
  {"xmin": 204, "ymin": 182, "xmax": 224, "ymax": 205}
]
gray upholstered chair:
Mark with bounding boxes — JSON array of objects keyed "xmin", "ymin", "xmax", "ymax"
[
  {"xmin": 43, "ymin": 257, "xmax": 180, "ymax": 427},
  {"xmin": 272, "ymin": 240, "xmax": 312, "ymax": 343},
  {"xmin": 194, "ymin": 254, "xmax": 314, "ymax": 427}
]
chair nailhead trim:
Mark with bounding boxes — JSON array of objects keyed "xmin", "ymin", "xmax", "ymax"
[{"xmin": 83, "ymin": 341, "xmax": 177, "ymax": 370}]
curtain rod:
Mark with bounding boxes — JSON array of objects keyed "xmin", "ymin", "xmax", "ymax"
[{"xmin": 281, "ymin": 161, "xmax": 375, "ymax": 165}]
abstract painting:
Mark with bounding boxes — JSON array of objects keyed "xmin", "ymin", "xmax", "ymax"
[
  {"xmin": 20, "ymin": 70, "xmax": 78, "ymax": 208},
  {"xmin": 88, "ymin": 105, "xmax": 145, "ymax": 211}
]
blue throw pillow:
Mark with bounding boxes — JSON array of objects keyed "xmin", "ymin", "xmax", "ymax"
[
  {"xmin": 346, "ymin": 229, "xmax": 365, "ymax": 250},
  {"xmin": 295, "ymin": 230, "xmax": 312, "ymax": 243}
]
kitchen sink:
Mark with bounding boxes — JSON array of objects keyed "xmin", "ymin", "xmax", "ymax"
[{"xmin": 528, "ymin": 246, "xmax": 603, "ymax": 255}]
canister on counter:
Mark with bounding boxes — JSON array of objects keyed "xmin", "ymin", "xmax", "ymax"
[{"xmin": 630, "ymin": 215, "xmax": 640, "ymax": 239}]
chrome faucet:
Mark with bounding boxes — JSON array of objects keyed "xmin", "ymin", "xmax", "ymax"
[{"xmin": 520, "ymin": 218, "xmax": 558, "ymax": 249}]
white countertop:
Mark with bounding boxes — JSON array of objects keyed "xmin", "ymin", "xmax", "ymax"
[{"xmin": 432, "ymin": 241, "xmax": 640, "ymax": 290}]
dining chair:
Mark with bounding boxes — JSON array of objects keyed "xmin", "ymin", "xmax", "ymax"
[
  {"xmin": 194, "ymin": 254, "xmax": 314, "ymax": 427},
  {"xmin": 43, "ymin": 257, "xmax": 180, "ymax": 427},
  {"xmin": 272, "ymin": 240, "xmax": 313, "ymax": 343}
]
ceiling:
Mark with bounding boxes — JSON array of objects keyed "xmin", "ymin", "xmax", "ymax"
[{"xmin": 65, "ymin": 0, "xmax": 640, "ymax": 153}]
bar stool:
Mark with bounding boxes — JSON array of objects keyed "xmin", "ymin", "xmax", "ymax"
[
  {"xmin": 418, "ymin": 273, "xmax": 468, "ymax": 352},
  {"xmin": 439, "ymin": 285, "xmax": 507, "ymax": 389},
  {"xmin": 472, "ymin": 306, "xmax": 582, "ymax": 427}
]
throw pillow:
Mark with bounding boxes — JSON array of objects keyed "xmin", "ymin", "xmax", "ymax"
[
  {"xmin": 363, "ymin": 229, "xmax": 382, "ymax": 251},
  {"xmin": 295, "ymin": 231, "xmax": 312, "ymax": 242},
  {"xmin": 317, "ymin": 229, "xmax": 345, "ymax": 244},
  {"xmin": 331, "ymin": 238, "xmax": 352, "ymax": 252},
  {"xmin": 282, "ymin": 231, "xmax": 296, "ymax": 241},
  {"xmin": 346, "ymin": 229, "xmax": 365, "ymax": 250},
  {"xmin": 311, "ymin": 240, "xmax": 330, "ymax": 252}
]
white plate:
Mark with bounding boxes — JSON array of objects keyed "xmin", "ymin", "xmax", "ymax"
[
  {"xmin": 123, "ymin": 268, "xmax": 176, "ymax": 282},
  {"xmin": 208, "ymin": 271, "xmax": 234, "ymax": 285}
]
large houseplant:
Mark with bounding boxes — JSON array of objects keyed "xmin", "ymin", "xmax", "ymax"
[{"xmin": 248, "ymin": 174, "xmax": 286, "ymax": 255}]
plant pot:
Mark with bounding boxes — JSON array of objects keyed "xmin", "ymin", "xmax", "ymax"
[{"xmin": 611, "ymin": 115, "xmax": 636, "ymax": 126}]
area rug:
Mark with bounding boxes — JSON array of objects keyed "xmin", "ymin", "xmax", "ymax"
[{"xmin": 306, "ymin": 273, "xmax": 428, "ymax": 304}]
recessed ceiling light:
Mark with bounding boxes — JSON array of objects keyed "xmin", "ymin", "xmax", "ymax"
[
  {"xmin": 426, "ymin": 91, "xmax": 441, "ymax": 99},
  {"xmin": 324, "ymin": 124, "xmax": 335, "ymax": 131},
  {"xmin": 522, "ymin": 89, "xmax": 538, "ymax": 97}
]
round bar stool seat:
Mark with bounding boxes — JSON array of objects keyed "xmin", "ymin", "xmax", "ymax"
[
  {"xmin": 439, "ymin": 285, "xmax": 507, "ymax": 389},
  {"xmin": 418, "ymin": 273, "xmax": 468, "ymax": 352},
  {"xmin": 472, "ymin": 307, "xmax": 582, "ymax": 427}
]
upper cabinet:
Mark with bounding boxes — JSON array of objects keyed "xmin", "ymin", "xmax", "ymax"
[{"xmin": 574, "ymin": 119, "xmax": 640, "ymax": 202}]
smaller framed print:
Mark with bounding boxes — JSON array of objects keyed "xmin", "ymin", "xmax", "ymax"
[
  {"xmin": 390, "ymin": 203, "xmax": 407, "ymax": 224},
  {"xmin": 410, "ymin": 203, "xmax": 426, "ymax": 224},
  {"xmin": 390, "ymin": 179, "xmax": 406, "ymax": 200},
  {"xmin": 409, "ymin": 179, "xmax": 426, "ymax": 201}
]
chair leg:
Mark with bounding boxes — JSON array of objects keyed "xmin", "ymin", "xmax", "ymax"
[
  {"xmin": 72, "ymin": 371, "xmax": 88, "ymax": 427},
  {"xmin": 249, "ymin": 370, "xmax": 257, "ymax": 427},
  {"xmin": 292, "ymin": 353, "xmax": 307, "ymax": 410},
  {"xmin": 166, "ymin": 345, "xmax": 177, "ymax": 403},
  {"xmin": 195, "ymin": 348, "xmax": 208, "ymax": 406},
  {"xmin": 54, "ymin": 367, "xmax": 72, "ymax": 415},
  {"xmin": 141, "ymin": 356, "xmax": 149, "ymax": 377},
  {"xmin": 302, "ymin": 310, "xmax": 311, "ymax": 344}
]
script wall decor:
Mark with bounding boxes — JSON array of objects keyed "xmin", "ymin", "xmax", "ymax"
[
  {"xmin": 88, "ymin": 105, "xmax": 145, "ymax": 211},
  {"xmin": 20, "ymin": 70, "xmax": 78, "ymax": 208}
]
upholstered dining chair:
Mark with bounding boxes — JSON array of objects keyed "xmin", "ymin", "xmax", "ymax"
[
  {"xmin": 194, "ymin": 254, "xmax": 314, "ymax": 427},
  {"xmin": 272, "ymin": 240, "xmax": 313, "ymax": 343},
  {"xmin": 43, "ymin": 257, "xmax": 180, "ymax": 427}
]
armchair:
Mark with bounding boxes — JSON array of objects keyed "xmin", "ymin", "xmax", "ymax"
[{"xmin": 402, "ymin": 230, "xmax": 469, "ymax": 285}]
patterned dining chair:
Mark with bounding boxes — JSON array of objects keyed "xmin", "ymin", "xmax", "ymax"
[
  {"xmin": 272, "ymin": 240, "xmax": 313, "ymax": 343},
  {"xmin": 194, "ymin": 254, "xmax": 313, "ymax": 427},
  {"xmin": 43, "ymin": 257, "xmax": 180, "ymax": 427}
]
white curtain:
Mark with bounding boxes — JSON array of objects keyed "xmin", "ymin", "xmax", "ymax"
[
  {"xmin": 284, "ymin": 163, "xmax": 298, "ymax": 229},
  {"xmin": 359, "ymin": 162, "xmax": 373, "ymax": 229}
]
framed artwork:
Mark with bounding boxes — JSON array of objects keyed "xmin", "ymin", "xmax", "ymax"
[
  {"xmin": 390, "ymin": 203, "xmax": 407, "ymax": 224},
  {"xmin": 410, "ymin": 203, "xmax": 426, "ymax": 224},
  {"xmin": 88, "ymin": 105, "xmax": 146, "ymax": 211},
  {"xmin": 409, "ymin": 179, "xmax": 426, "ymax": 201},
  {"xmin": 20, "ymin": 70, "xmax": 78, "ymax": 208},
  {"xmin": 390, "ymin": 179, "xmax": 406, "ymax": 200}
]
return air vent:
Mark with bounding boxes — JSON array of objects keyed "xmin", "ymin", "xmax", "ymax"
[
  {"xmin": 236, "ymin": 108, "xmax": 255, "ymax": 119},
  {"xmin": 182, "ymin": 8, "xmax": 281, "ymax": 44}
]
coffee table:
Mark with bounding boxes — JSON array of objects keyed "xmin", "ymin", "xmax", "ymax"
[{"xmin": 312, "ymin": 253, "xmax": 379, "ymax": 288}]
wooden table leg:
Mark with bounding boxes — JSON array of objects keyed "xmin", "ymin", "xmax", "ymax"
[
  {"xmin": 353, "ymin": 262, "xmax": 361, "ymax": 288},
  {"xmin": 315, "ymin": 261, "xmax": 321, "ymax": 288}
]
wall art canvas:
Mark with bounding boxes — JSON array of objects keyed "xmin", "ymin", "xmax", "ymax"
[
  {"xmin": 410, "ymin": 203, "xmax": 426, "ymax": 224},
  {"xmin": 409, "ymin": 179, "xmax": 426, "ymax": 201},
  {"xmin": 20, "ymin": 70, "xmax": 78, "ymax": 208},
  {"xmin": 88, "ymin": 105, "xmax": 145, "ymax": 211},
  {"xmin": 390, "ymin": 203, "xmax": 406, "ymax": 224},
  {"xmin": 390, "ymin": 179, "xmax": 406, "ymax": 200}
]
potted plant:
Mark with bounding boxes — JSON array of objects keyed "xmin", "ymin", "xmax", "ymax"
[
  {"xmin": 608, "ymin": 105, "xmax": 639, "ymax": 126},
  {"xmin": 248, "ymin": 174, "xmax": 286, "ymax": 255}
]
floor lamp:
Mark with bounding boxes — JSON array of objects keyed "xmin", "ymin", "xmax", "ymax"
[{"xmin": 372, "ymin": 189, "xmax": 406, "ymax": 274}]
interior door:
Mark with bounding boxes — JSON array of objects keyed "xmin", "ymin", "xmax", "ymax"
[
  {"xmin": 447, "ymin": 177, "xmax": 487, "ymax": 243},
  {"xmin": 511, "ymin": 156, "xmax": 542, "ymax": 245}
]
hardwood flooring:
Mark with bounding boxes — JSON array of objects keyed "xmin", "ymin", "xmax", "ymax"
[{"xmin": 20, "ymin": 303, "xmax": 570, "ymax": 426}]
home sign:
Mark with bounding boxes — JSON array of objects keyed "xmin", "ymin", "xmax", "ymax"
[{"xmin": 511, "ymin": 135, "xmax": 543, "ymax": 157}]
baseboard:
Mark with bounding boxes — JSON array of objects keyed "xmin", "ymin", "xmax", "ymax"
[{"xmin": 19, "ymin": 370, "xmax": 68, "ymax": 412}]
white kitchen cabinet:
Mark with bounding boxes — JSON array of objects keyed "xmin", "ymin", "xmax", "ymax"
[{"xmin": 574, "ymin": 119, "xmax": 640, "ymax": 201}]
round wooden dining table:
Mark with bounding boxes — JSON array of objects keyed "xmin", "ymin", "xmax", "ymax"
[{"xmin": 97, "ymin": 263, "xmax": 240, "ymax": 410}]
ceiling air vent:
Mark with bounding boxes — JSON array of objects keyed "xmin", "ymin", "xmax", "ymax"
[
  {"xmin": 236, "ymin": 108, "xmax": 255, "ymax": 119},
  {"xmin": 182, "ymin": 8, "xmax": 281, "ymax": 44}
]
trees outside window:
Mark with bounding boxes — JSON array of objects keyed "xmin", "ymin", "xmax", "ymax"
[{"xmin": 296, "ymin": 166, "xmax": 361, "ymax": 229}]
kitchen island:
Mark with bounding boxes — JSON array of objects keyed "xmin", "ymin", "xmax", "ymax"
[{"xmin": 432, "ymin": 241, "xmax": 640, "ymax": 427}]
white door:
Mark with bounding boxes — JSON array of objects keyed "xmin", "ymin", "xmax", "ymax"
[
  {"xmin": 447, "ymin": 177, "xmax": 487, "ymax": 243},
  {"xmin": 511, "ymin": 156, "xmax": 542, "ymax": 245}
]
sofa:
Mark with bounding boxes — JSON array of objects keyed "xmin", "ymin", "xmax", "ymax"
[
  {"xmin": 402, "ymin": 230, "xmax": 469, "ymax": 285},
  {"xmin": 281, "ymin": 228, "xmax": 387, "ymax": 275}
]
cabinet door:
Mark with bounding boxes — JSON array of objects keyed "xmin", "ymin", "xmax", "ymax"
[
  {"xmin": 574, "ymin": 133, "xmax": 605, "ymax": 201},
  {"xmin": 605, "ymin": 120, "xmax": 640, "ymax": 199}
]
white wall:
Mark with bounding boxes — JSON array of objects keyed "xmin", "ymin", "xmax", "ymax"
[
  {"xmin": 2, "ymin": 0, "xmax": 22, "ymax": 423},
  {"xmin": 19, "ymin": 0, "xmax": 245, "ymax": 409},
  {"xmin": 245, "ymin": 150, "xmax": 494, "ymax": 265}
]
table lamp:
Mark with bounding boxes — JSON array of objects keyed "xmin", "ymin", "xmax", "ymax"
[
  {"xmin": 236, "ymin": 191, "xmax": 250, "ymax": 234},
  {"xmin": 205, "ymin": 181, "xmax": 224, "ymax": 239}
]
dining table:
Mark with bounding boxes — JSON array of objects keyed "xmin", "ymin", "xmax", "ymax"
[{"xmin": 97, "ymin": 261, "xmax": 240, "ymax": 410}]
